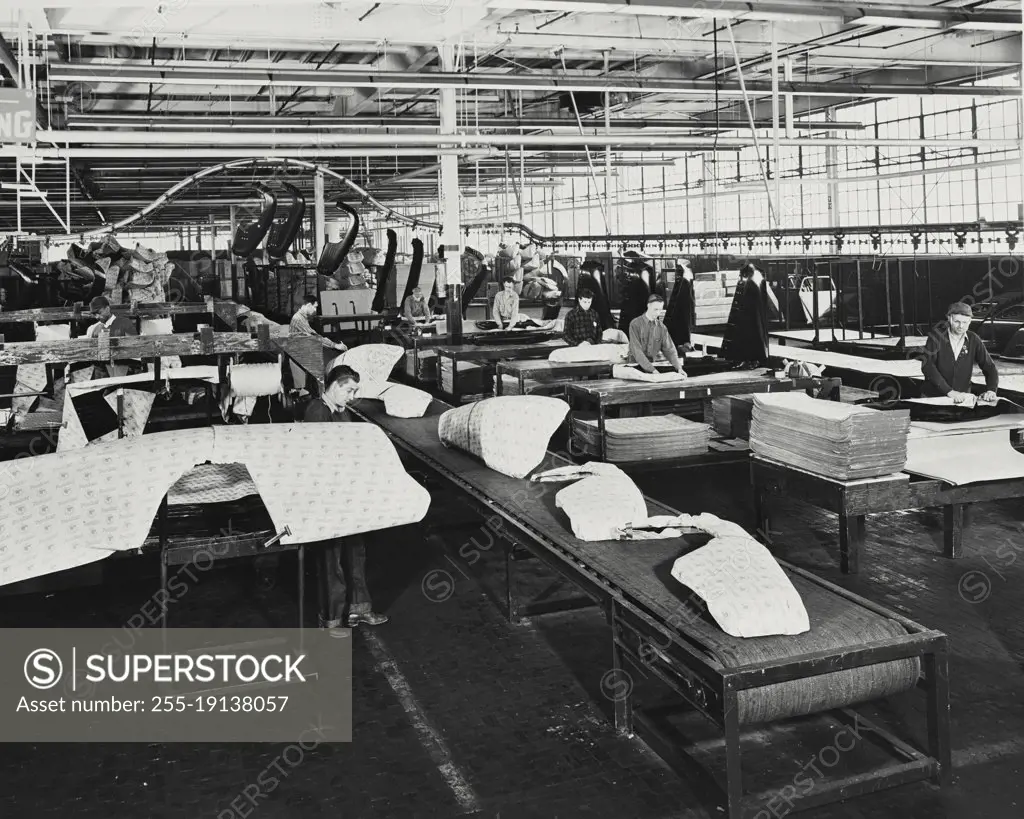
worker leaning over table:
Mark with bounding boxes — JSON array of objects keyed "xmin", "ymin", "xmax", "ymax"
[
  {"xmin": 921, "ymin": 301, "xmax": 998, "ymax": 404},
  {"xmin": 302, "ymin": 363, "xmax": 389, "ymax": 628},
  {"xmin": 291, "ymin": 294, "xmax": 348, "ymax": 352},
  {"xmin": 492, "ymin": 275, "xmax": 520, "ymax": 330},
  {"xmin": 628, "ymin": 294, "xmax": 686, "ymax": 376}
]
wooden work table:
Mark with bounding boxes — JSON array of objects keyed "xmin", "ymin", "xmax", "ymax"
[
  {"xmin": 567, "ymin": 372, "xmax": 840, "ymax": 462},
  {"xmin": 495, "ymin": 355, "xmax": 734, "ymax": 397},
  {"xmin": 436, "ymin": 339, "xmax": 567, "ymax": 401},
  {"xmin": 750, "ymin": 454, "xmax": 1024, "ymax": 574}
]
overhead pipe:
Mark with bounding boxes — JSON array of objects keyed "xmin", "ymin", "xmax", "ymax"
[
  {"xmin": 65, "ymin": 113, "xmax": 868, "ymax": 132},
  {"xmin": 1, "ymin": 145, "xmax": 496, "ymax": 160},
  {"xmin": 31, "ymin": 130, "xmax": 1021, "ymax": 150},
  {"xmin": 45, "ymin": 64, "xmax": 1022, "ymax": 99}
]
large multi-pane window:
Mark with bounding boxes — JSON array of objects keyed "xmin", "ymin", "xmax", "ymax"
[{"xmin": 372, "ymin": 74, "xmax": 1021, "ymax": 256}]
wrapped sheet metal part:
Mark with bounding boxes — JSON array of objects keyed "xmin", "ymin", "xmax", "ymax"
[
  {"xmin": 573, "ymin": 413, "xmax": 711, "ymax": 462},
  {"xmin": 750, "ymin": 392, "xmax": 910, "ymax": 480},
  {"xmin": 438, "ymin": 395, "xmax": 569, "ymax": 479}
]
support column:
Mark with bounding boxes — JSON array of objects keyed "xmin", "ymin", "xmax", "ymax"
[
  {"xmin": 439, "ymin": 42, "xmax": 463, "ymax": 342},
  {"xmin": 314, "ymin": 165, "xmax": 326, "ymax": 265},
  {"xmin": 826, "ymin": 107, "xmax": 840, "ymax": 228},
  {"xmin": 604, "ymin": 50, "xmax": 615, "ymax": 234},
  {"xmin": 702, "ymin": 153, "xmax": 717, "ymax": 233},
  {"xmin": 771, "ymin": 23, "xmax": 782, "ymax": 228}
]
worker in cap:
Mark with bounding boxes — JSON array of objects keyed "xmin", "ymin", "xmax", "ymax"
[
  {"xmin": 921, "ymin": 301, "xmax": 998, "ymax": 404},
  {"xmin": 627, "ymin": 293, "xmax": 685, "ymax": 375}
]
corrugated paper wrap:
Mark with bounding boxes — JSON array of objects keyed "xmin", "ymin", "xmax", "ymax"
[
  {"xmin": 333, "ymin": 344, "xmax": 404, "ymax": 399},
  {"xmin": 378, "ymin": 383, "xmax": 432, "ymax": 418},
  {"xmin": 549, "ymin": 343, "xmax": 628, "ymax": 364},
  {"xmin": 668, "ymin": 514, "xmax": 809, "ymax": 638},
  {"xmin": 0, "ymin": 423, "xmax": 430, "ymax": 587},
  {"xmin": 438, "ymin": 396, "xmax": 569, "ymax": 478},
  {"xmin": 551, "ymin": 465, "xmax": 648, "ymax": 541}
]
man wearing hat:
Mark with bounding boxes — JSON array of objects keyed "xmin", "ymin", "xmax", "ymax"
[
  {"xmin": 628, "ymin": 294, "xmax": 685, "ymax": 375},
  {"xmin": 921, "ymin": 301, "xmax": 998, "ymax": 403}
]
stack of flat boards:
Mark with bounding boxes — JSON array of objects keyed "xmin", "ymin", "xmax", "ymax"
[
  {"xmin": 711, "ymin": 394, "xmax": 755, "ymax": 440},
  {"xmin": 572, "ymin": 413, "xmax": 711, "ymax": 462},
  {"xmin": 749, "ymin": 392, "xmax": 910, "ymax": 480}
]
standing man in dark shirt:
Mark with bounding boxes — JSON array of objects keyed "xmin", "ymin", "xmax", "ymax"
[
  {"xmin": 562, "ymin": 288, "xmax": 602, "ymax": 346},
  {"xmin": 921, "ymin": 301, "xmax": 998, "ymax": 403},
  {"xmin": 87, "ymin": 296, "xmax": 138, "ymax": 337},
  {"xmin": 303, "ymin": 364, "xmax": 389, "ymax": 627}
]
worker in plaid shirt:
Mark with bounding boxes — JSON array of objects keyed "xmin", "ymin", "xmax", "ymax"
[{"xmin": 562, "ymin": 287, "xmax": 602, "ymax": 346}]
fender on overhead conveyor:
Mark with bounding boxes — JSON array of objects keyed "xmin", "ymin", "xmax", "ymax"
[
  {"xmin": 266, "ymin": 182, "xmax": 306, "ymax": 260},
  {"xmin": 231, "ymin": 184, "xmax": 277, "ymax": 257},
  {"xmin": 400, "ymin": 238, "xmax": 425, "ymax": 306},
  {"xmin": 317, "ymin": 201, "xmax": 360, "ymax": 276},
  {"xmin": 577, "ymin": 271, "xmax": 614, "ymax": 331},
  {"xmin": 462, "ymin": 259, "xmax": 492, "ymax": 318},
  {"xmin": 372, "ymin": 229, "xmax": 398, "ymax": 313}
]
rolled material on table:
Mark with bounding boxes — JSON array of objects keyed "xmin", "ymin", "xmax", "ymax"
[
  {"xmin": 549, "ymin": 343, "xmax": 628, "ymax": 364},
  {"xmin": 229, "ymin": 362, "xmax": 283, "ymax": 398},
  {"xmin": 612, "ymin": 364, "xmax": 687, "ymax": 383}
]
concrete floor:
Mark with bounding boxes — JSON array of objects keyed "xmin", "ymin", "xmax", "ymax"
[{"xmin": 1, "ymin": 457, "xmax": 1022, "ymax": 818}]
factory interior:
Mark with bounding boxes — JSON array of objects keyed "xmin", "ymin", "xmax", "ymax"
[{"xmin": 2, "ymin": 1, "xmax": 1024, "ymax": 817}]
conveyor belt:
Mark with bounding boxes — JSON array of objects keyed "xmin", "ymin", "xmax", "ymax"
[{"xmin": 353, "ymin": 398, "xmax": 920, "ymax": 726}]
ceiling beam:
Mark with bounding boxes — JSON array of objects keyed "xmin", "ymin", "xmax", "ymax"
[{"xmin": 45, "ymin": 63, "xmax": 1021, "ymax": 98}]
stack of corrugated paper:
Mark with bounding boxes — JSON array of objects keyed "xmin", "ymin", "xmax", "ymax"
[
  {"xmin": 749, "ymin": 392, "xmax": 910, "ymax": 480},
  {"xmin": 711, "ymin": 394, "xmax": 755, "ymax": 439},
  {"xmin": 572, "ymin": 414, "xmax": 711, "ymax": 462}
]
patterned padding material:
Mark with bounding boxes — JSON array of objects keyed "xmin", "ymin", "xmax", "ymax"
[
  {"xmin": 0, "ymin": 424, "xmax": 430, "ymax": 586},
  {"xmin": 438, "ymin": 395, "xmax": 569, "ymax": 478}
]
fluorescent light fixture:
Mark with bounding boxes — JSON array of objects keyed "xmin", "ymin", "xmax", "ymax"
[
  {"xmin": 849, "ymin": 16, "xmax": 944, "ymax": 29},
  {"xmin": 950, "ymin": 22, "xmax": 1024, "ymax": 32}
]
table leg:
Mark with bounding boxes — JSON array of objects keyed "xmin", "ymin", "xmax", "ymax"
[
  {"xmin": 944, "ymin": 504, "xmax": 964, "ymax": 559},
  {"xmin": 753, "ymin": 487, "xmax": 772, "ymax": 545},
  {"xmin": 598, "ymin": 404, "xmax": 607, "ymax": 461},
  {"xmin": 495, "ymin": 368, "xmax": 504, "ymax": 396},
  {"xmin": 839, "ymin": 512, "xmax": 865, "ymax": 574}
]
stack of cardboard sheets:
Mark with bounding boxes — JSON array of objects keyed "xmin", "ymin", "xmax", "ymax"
[
  {"xmin": 750, "ymin": 392, "xmax": 910, "ymax": 480},
  {"xmin": 573, "ymin": 413, "xmax": 711, "ymax": 462}
]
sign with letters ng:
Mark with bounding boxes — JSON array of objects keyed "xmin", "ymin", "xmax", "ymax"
[{"xmin": 0, "ymin": 89, "xmax": 36, "ymax": 144}]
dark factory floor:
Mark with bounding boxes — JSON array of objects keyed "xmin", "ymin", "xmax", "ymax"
[{"xmin": 1, "ymin": 458, "xmax": 1022, "ymax": 819}]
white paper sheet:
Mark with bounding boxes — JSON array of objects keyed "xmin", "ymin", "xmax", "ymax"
[{"xmin": 904, "ymin": 429, "xmax": 1024, "ymax": 485}]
